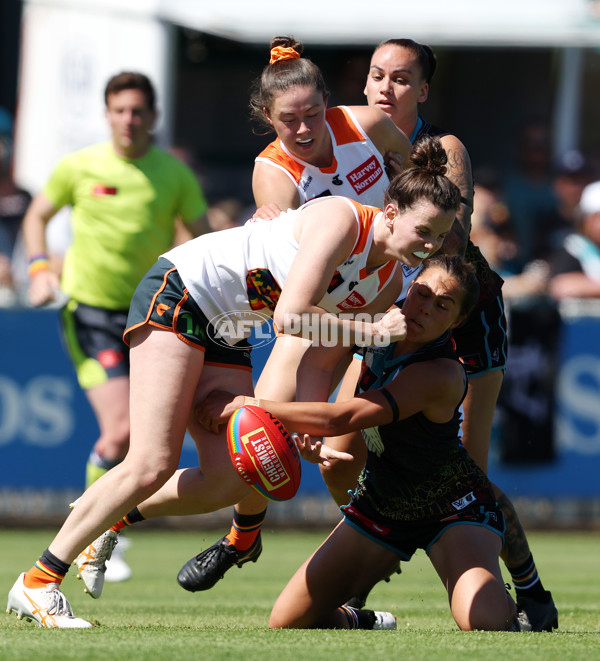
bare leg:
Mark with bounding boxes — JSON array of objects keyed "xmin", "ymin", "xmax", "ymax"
[
  {"xmin": 85, "ymin": 376, "xmax": 131, "ymax": 463},
  {"xmin": 135, "ymin": 364, "xmax": 256, "ymax": 518},
  {"xmin": 320, "ymin": 430, "xmax": 367, "ymax": 505},
  {"xmin": 495, "ymin": 488, "xmax": 533, "ymax": 567},
  {"xmin": 175, "ymin": 336, "xmax": 315, "ymax": 592},
  {"xmin": 460, "ymin": 371, "xmax": 534, "ymax": 565},
  {"xmin": 136, "ymin": 466, "xmax": 253, "ymax": 517},
  {"xmin": 48, "ymin": 326, "xmax": 204, "ymax": 563},
  {"xmin": 319, "ymin": 356, "xmax": 366, "ymax": 505},
  {"xmin": 269, "ymin": 521, "xmax": 399, "ymax": 629},
  {"xmin": 429, "ymin": 524, "xmax": 516, "ymax": 631},
  {"xmin": 84, "ymin": 376, "xmax": 133, "ymax": 582},
  {"xmin": 460, "ymin": 370, "xmax": 503, "ymax": 474}
]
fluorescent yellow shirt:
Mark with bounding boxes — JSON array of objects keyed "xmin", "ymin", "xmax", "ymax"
[{"xmin": 45, "ymin": 142, "xmax": 207, "ymax": 309}]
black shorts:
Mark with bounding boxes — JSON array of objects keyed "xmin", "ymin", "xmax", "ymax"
[
  {"xmin": 124, "ymin": 258, "xmax": 252, "ymax": 371},
  {"xmin": 341, "ymin": 496, "xmax": 504, "ymax": 560},
  {"xmin": 453, "ymin": 291, "xmax": 508, "ymax": 377},
  {"xmin": 61, "ymin": 300, "xmax": 130, "ymax": 389}
]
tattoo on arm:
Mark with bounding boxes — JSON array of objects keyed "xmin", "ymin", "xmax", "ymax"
[
  {"xmin": 444, "ymin": 146, "xmax": 473, "ymax": 256},
  {"xmin": 497, "ymin": 492, "xmax": 532, "ymax": 569}
]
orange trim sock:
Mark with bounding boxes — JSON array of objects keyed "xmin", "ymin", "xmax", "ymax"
[
  {"xmin": 24, "ymin": 549, "xmax": 70, "ymax": 588},
  {"xmin": 24, "ymin": 565, "xmax": 59, "ymax": 588},
  {"xmin": 225, "ymin": 509, "xmax": 267, "ymax": 551},
  {"xmin": 110, "ymin": 507, "xmax": 145, "ymax": 533}
]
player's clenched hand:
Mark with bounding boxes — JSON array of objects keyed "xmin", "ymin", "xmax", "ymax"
[
  {"xmin": 292, "ymin": 433, "xmax": 353, "ymax": 467},
  {"xmin": 372, "ymin": 306, "xmax": 407, "ymax": 343},
  {"xmin": 384, "ymin": 150, "xmax": 406, "ymax": 178},
  {"xmin": 196, "ymin": 390, "xmax": 245, "ymax": 433},
  {"xmin": 28, "ymin": 269, "xmax": 61, "ymax": 307}
]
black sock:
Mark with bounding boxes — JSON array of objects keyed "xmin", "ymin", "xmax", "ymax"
[
  {"xmin": 232, "ymin": 508, "xmax": 267, "ymax": 530},
  {"xmin": 341, "ymin": 605, "xmax": 377, "ymax": 629},
  {"xmin": 125, "ymin": 507, "xmax": 146, "ymax": 524},
  {"xmin": 508, "ymin": 553, "xmax": 548, "ymax": 602},
  {"xmin": 38, "ymin": 548, "xmax": 71, "ymax": 578}
]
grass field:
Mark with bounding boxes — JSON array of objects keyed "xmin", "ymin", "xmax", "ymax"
[{"xmin": 1, "ymin": 527, "xmax": 599, "ymax": 660}]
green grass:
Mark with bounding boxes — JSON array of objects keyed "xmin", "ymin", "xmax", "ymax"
[{"xmin": 1, "ymin": 527, "xmax": 599, "ymax": 660}]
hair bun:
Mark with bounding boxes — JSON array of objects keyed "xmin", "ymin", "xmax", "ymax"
[
  {"xmin": 410, "ymin": 134, "xmax": 448, "ymax": 177},
  {"xmin": 271, "ymin": 35, "xmax": 304, "ymax": 57},
  {"xmin": 384, "ymin": 134, "xmax": 461, "ymax": 214}
]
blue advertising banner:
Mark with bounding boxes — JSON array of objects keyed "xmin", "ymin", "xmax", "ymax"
[
  {"xmin": 0, "ymin": 308, "xmax": 95, "ymax": 490},
  {"xmin": 0, "ymin": 308, "xmax": 206, "ymax": 490},
  {"xmin": 489, "ymin": 309, "xmax": 600, "ymax": 497},
  {"xmin": 2, "ymin": 307, "xmax": 600, "ymax": 499}
]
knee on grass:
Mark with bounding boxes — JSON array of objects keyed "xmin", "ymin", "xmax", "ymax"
[{"xmin": 452, "ymin": 595, "xmax": 516, "ymax": 631}]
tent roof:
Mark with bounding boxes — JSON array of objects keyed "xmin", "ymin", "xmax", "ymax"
[{"xmin": 27, "ymin": 0, "xmax": 600, "ymax": 47}]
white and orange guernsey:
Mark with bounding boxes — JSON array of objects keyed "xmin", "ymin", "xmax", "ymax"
[
  {"xmin": 161, "ymin": 196, "xmax": 399, "ymax": 345},
  {"xmin": 255, "ymin": 106, "xmax": 390, "ymax": 207}
]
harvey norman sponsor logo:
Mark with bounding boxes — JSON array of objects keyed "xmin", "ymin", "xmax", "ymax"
[
  {"xmin": 347, "ymin": 156, "xmax": 383, "ymax": 195},
  {"xmin": 336, "ymin": 290, "xmax": 367, "ymax": 310}
]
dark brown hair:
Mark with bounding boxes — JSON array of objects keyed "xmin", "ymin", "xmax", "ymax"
[
  {"xmin": 418, "ymin": 254, "xmax": 480, "ymax": 317},
  {"xmin": 249, "ymin": 36, "xmax": 329, "ymax": 134},
  {"xmin": 384, "ymin": 134, "xmax": 461, "ymax": 213},
  {"xmin": 375, "ymin": 38, "xmax": 437, "ymax": 84},
  {"xmin": 104, "ymin": 72, "xmax": 156, "ymax": 111}
]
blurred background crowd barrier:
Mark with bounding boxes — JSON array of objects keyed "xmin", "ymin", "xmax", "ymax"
[
  {"xmin": 2, "ymin": 0, "xmax": 600, "ymax": 528},
  {"xmin": 1, "ymin": 301, "xmax": 599, "ymax": 528}
]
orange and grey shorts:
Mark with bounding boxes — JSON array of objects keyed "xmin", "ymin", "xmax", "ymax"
[{"xmin": 124, "ymin": 258, "xmax": 252, "ymax": 371}]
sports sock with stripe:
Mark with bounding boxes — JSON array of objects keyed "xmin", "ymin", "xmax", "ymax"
[
  {"xmin": 24, "ymin": 549, "xmax": 71, "ymax": 588},
  {"xmin": 508, "ymin": 553, "xmax": 548, "ymax": 602},
  {"xmin": 225, "ymin": 508, "xmax": 267, "ymax": 551},
  {"xmin": 110, "ymin": 507, "xmax": 145, "ymax": 532},
  {"xmin": 340, "ymin": 605, "xmax": 377, "ymax": 629}
]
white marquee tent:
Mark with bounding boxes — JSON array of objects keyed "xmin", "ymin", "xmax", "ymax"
[{"xmin": 14, "ymin": 0, "xmax": 600, "ymax": 192}]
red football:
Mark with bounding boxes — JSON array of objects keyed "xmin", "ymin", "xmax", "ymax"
[{"xmin": 227, "ymin": 405, "xmax": 301, "ymax": 501}]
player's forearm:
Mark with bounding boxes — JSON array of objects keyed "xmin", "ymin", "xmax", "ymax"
[
  {"xmin": 22, "ymin": 193, "xmax": 57, "ymax": 258},
  {"xmin": 22, "ymin": 211, "xmax": 49, "ymax": 258},
  {"xmin": 442, "ymin": 138, "xmax": 473, "ymax": 253},
  {"xmin": 245, "ymin": 396, "xmax": 356, "ymax": 437},
  {"xmin": 274, "ymin": 309, "xmax": 394, "ymax": 347}
]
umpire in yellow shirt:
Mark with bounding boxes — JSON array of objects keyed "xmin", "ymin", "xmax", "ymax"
[{"xmin": 22, "ymin": 71, "xmax": 209, "ymax": 582}]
